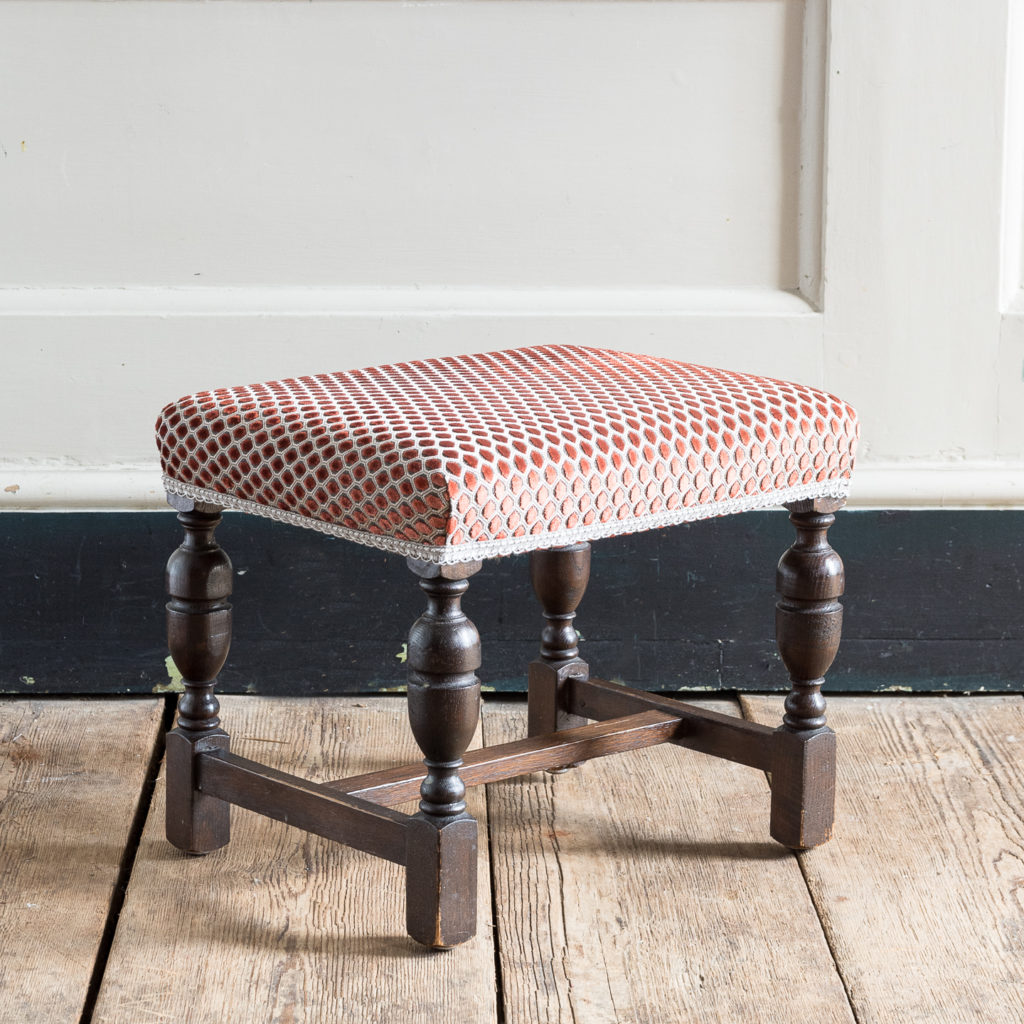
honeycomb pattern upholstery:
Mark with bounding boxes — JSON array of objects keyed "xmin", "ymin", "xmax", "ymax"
[{"xmin": 157, "ymin": 345, "xmax": 859, "ymax": 564}]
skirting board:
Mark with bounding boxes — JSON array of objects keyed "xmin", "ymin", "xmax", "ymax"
[{"xmin": 1, "ymin": 510, "xmax": 1021, "ymax": 695}]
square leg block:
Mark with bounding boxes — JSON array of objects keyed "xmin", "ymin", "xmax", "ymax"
[
  {"xmin": 769, "ymin": 727, "xmax": 837, "ymax": 850},
  {"xmin": 405, "ymin": 815, "xmax": 478, "ymax": 950}
]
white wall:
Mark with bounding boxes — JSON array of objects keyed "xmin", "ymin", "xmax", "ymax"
[{"xmin": 1, "ymin": 0, "xmax": 1021, "ymax": 509}]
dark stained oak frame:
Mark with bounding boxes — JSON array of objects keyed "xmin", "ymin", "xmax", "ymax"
[{"xmin": 163, "ymin": 491, "xmax": 846, "ymax": 949}]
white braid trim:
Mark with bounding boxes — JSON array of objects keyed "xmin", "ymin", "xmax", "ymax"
[{"xmin": 162, "ymin": 475, "xmax": 851, "ymax": 565}]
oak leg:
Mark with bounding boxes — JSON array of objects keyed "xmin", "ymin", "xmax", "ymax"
[
  {"xmin": 528, "ymin": 543, "xmax": 591, "ymax": 772},
  {"xmin": 771, "ymin": 500, "xmax": 845, "ymax": 849},
  {"xmin": 164, "ymin": 500, "xmax": 232, "ymax": 855},
  {"xmin": 404, "ymin": 558, "xmax": 482, "ymax": 949}
]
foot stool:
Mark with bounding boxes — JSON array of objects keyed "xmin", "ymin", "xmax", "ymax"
[{"xmin": 156, "ymin": 344, "xmax": 858, "ymax": 949}]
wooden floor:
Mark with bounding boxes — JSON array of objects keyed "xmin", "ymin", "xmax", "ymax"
[{"xmin": 1, "ymin": 695, "xmax": 1022, "ymax": 1023}]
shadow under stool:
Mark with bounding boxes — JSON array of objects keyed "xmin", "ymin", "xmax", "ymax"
[{"xmin": 155, "ymin": 344, "xmax": 859, "ymax": 949}]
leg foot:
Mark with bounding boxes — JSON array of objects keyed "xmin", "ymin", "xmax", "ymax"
[
  {"xmin": 769, "ymin": 727, "xmax": 836, "ymax": 849},
  {"xmin": 405, "ymin": 815, "xmax": 478, "ymax": 949},
  {"xmin": 166, "ymin": 729, "xmax": 230, "ymax": 855}
]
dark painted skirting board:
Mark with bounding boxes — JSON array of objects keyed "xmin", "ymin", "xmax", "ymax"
[{"xmin": 1, "ymin": 510, "xmax": 1021, "ymax": 695}]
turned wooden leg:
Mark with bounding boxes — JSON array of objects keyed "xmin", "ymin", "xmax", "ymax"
[
  {"xmin": 771, "ymin": 499, "xmax": 845, "ymax": 850},
  {"xmin": 164, "ymin": 499, "xmax": 232, "ymax": 856},
  {"xmin": 528, "ymin": 543, "xmax": 591, "ymax": 769},
  {"xmin": 404, "ymin": 558, "xmax": 482, "ymax": 949}
]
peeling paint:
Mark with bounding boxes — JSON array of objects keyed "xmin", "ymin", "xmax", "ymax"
[
  {"xmin": 376, "ymin": 685, "xmax": 408, "ymax": 694},
  {"xmin": 19, "ymin": 675, "xmax": 35, "ymax": 686},
  {"xmin": 4, "ymin": 484, "xmax": 20, "ymax": 494},
  {"xmin": 881, "ymin": 685, "xmax": 913, "ymax": 693},
  {"xmin": 152, "ymin": 681, "xmax": 185, "ymax": 694},
  {"xmin": 395, "ymin": 643, "xmax": 408, "ymax": 664},
  {"xmin": 153, "ymin": 655, "xmax": 185, "ymax": 694}
]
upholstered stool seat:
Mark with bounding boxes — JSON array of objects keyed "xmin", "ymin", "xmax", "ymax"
[
  {"xmin": 157, "ymin": 345, "xmax": 858, "ymax": 950},
  {"xmin": 158, "ymin": 344, "xmax": 857, "ymax": 563}
]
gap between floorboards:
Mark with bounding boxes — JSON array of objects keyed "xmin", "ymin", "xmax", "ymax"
[
  {"xmin": 738, "ymin": 694, "xmax": 861, "ymax": 1024},
  {"xmin": 77, "ymin": 695, "xmax": 176, "ymax": 1024}
]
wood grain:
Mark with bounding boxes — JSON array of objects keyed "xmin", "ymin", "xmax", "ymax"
[
  {"xmin": 324, "ymin": 710, "xmax": 692, "ymax": 806},
  {"xmin": 740, "ymin": 695, "xmax": 1024, "ymax": 1023},
  {"xmin": 483, "ymin": 702, "xmax": 855, "ymax": 1024},
  {"xmin": 567, "ymin": 676, "xmax": 776, "ymax": 769},
  {"xmin": 197, "ymin": 749, "xmax": 411, "ymax": 864},
  {"xmin": 93, "ymin": 697, "xmax": 497, "ymax": 1024},
  {"xmin": 0, "ymin": 699, "xmax": 163, "ymax": 1022}
]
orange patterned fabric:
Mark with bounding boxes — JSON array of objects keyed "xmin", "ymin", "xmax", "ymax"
[{"xmin": 157, "ymin": 345, "xmax": 858, "ymax": 564}]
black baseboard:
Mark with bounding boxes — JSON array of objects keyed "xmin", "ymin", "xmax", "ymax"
[{"xmin": 1, "ymin": 510, "xmax": 1020, "ymax": 695}]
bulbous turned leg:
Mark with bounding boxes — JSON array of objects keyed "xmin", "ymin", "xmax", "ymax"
[
  {"xmin": 164, "ymin": 498, "xmax": 232, "ymax": 855},
  {"xmin": 404, "ymin": 557, "xmax": 482, "ymax": 949},
  {"xmin": 528, "ymin": 543, "xmax": 591, "ymax": 768},
  {"xmin": 771, "ymin": 499, "xmax": 845, "ymax": 850}
]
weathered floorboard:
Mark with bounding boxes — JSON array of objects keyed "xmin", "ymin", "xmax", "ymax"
[
  {"xmin": 0, "ymin": 699, "xmax": 163, "ymax": 1023},
  {"xmin": 741, "ymin": 695, "xmax": 1024, "ymax": 1024},
  {"xmin": 92, "ymin": 697, "xmax": 497, "ymax": 1024},
  {"xmin": 484, "ymin": 702, "xmax": 855, "ymax": 1024}
]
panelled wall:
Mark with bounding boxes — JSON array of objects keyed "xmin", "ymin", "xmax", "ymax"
[{"xmin": 1, "ymin": 1, "xmax": 1022, "ymax": 693}]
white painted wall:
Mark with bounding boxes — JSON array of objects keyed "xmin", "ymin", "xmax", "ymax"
[{"xmin": 0, "ymin": 0, "xmax": 1020, "ymax": 509}]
